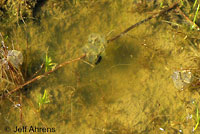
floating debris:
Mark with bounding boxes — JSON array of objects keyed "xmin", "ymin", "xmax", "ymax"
[
  {"xmin": 159, "ymin": 127, "xmax": 165, "ymax": 131},
  {"xmin": 172, "ymin": 70, "xmax": 193, "ymax": 90},
  {"xmin": 7, "ymin": 50, "xmax": 23, "ymax": 69},
  {"xmin": 0, "ymin": 49, "xmax": 24, "ymax": 87},
  {"xmin": 0, "ymin": 33, "xmax": 24, "ymax": 88},
  {"xmin": 82, "ymin": 33, "xmax": 106, "ymax": 65},
  {"xmin": 0, "ymin": 50, "xmax": 23, "ymax": 70}
]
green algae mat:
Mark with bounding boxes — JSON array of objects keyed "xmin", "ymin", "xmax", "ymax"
[{"xmin": 1, "ymin": 0, "xmax": 200, "ymax": 134}]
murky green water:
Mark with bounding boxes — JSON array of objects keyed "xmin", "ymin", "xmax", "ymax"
[{"xmin": 1, "ymin": 0, "xmax": 200, "ymax": 134}]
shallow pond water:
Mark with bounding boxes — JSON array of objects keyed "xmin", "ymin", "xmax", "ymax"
[{"xmin": 1, "ymin": 0, "xmax": 200, "ymax": 134}]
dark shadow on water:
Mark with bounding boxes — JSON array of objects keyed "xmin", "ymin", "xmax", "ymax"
[
  {"xmin": 109, "ymin": 39, "xmax": 140, "ymax": 65},
  {"xmin": 33, "ymin": 0, "xmax": 47, "ymax": 18}
]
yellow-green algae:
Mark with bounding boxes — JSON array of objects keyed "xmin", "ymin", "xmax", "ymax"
[{"xmin": 0, "ymin": 0, "xmax": 200, "ymax": 134}]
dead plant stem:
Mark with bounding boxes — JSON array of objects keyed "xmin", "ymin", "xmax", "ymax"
[{"xmin": 5, "ymin": 54, "xmax": 86, "ymax": 96}]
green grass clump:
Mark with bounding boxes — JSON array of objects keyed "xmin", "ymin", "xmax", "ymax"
[
  {"xmin": 192, "ymin": 102, "xmax": 200, "ymax": 131},
  {"xmin": 44, "ymin": 51, "xmax": 57, "ymax": 72},
  {"xmin": 38, "ymin": 89, "xmax": 50, "ymax": 108},
  {"xmin": 191, "ymin": 4, "xmax": 200, "ymax": 30}
]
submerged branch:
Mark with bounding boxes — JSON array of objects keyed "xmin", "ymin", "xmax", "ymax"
[
  {"xmin": 107, "ymin": 2, "xmax": 179, "ymax": 43},
  {"xmin": 4, "ymin": 54, "xmax": 86, "ymax": 97},
  {"xmin": 176, "ymin": 7, "xmax": 200, "ymax": 30}
]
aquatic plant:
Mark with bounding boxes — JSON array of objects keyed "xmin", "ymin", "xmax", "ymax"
[
  {"xmin": 0, "ymin": 0, "xmax": 37, "ymax": 26},
  {"xmin": 1, "ymin": 1, "xmax": 197, "ymax": 133},
  {"xmin": 0, "ymin": 33, "xmax": 24, "ymax": 89},
  {"xmin": 191, "ymin": 4, "xmax": 200, "ymax": 30},
  {"xmin": 2, "ymin": 1, "xmax": 179, "ymax": 96},
  {"xmin": 44, "ymin": 51, "xmax": 57, "ymax": 72},
  {"xmin": 38, "ymin": 89, "xmax": 50, "ymax": 108},
  {"xmin": 193, "ymin": 103, "xmax": 200, "ymax": 131}
]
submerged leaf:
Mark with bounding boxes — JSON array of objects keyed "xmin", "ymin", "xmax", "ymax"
[
  {"xmin": 172, "ymin": 70, "xmax": 193, "ymax": 90},
  {"xmin": 82, "ymin": 33, "xmax": 106, "ymax": 65}
]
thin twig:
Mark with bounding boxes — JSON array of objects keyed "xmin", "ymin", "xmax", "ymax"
[
  {"xmin": 31, "ymin": 63, "xmax": 44, "ymax": 78},
  {"xmin": 5, "ymin": 54, "xmax": 86, "ymax": 96},
  {"xmin": 107, "ymin": 2, "xmax": 179, "ymax": 43},
  {"xmin": 20, "ymin": 92, "xmax": 23, "ymax": 125},
  {"xmin": 176, "ymin": 7, "xmax": 200, "ymax": 30}
]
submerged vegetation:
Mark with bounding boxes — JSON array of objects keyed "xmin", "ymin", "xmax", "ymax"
[
  {"xmin": 44, "ymin": 50, "xmax": 57, "ymax": 72},
  {"xmin": 38, "ymin": 89, "xmax": 50, "ymax": 108},
  {"xmin": 0, "ymin": 0, "xmax": 37, "ymax": 26},
  {"xmin": 0, "ymin": 33, "xmax": 24, "ymax": 91},
  {"xmin": 193, "ymin": 102, "xmax": 200, "ymax": 131},
  {"xmin": 0, "ymin": 0, "xmax": 200, "ymax": 133}
]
